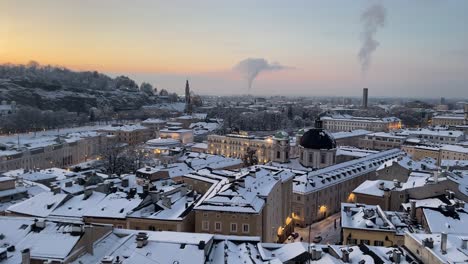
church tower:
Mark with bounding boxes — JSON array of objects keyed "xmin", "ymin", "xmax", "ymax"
[{"xmin": 185, "ymin": 80, "xmax": 192, "ymax": 114}]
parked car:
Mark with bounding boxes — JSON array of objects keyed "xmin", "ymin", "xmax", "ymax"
[{"xmin": 312, "ymin": 235, "xmax": 322, "ymax": 243}]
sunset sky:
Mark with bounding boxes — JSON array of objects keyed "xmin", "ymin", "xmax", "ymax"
[{"xmin": 1, "ymin": 0, "xmax": 468, "ymax": 97}]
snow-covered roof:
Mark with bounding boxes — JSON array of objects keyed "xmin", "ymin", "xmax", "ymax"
[
  {"xmin": 422, "ymin": 206, "xmax": 468, "ymax": 234},
  {"xmin": 84, "ymin": 192, "xmax": 142, "ymax": 219},
  {"xmin": 180, "ymin": 152, "xmax": 243, "ymax": 170},
  {"xmin": 341, "ymin": 203, "xmax": 410, "ymax": 235},
  {"xmin": 332, "ymin": 129, "xmax": 372, "ymax": 139},
  {"xmin": 406, "ymin": 232, "xmax": 468, "ymax": 263},
  {"xmin": 7, "ymin": 192, "xmax": 68, "ymax": 217},
  {"xmin": 336, "ymin": 146, "xmax": 379, "ymax": 158},
  {"xmin": 51, "ymin": 191, "xmax": 107, "ymax": 218},
  {"xmin": 321, "ymin": 115, "xmax": 401, "ymax": 123},
  {"xmin": 294, "ymin": 149, "xmax": 403, "ymax": 194}
]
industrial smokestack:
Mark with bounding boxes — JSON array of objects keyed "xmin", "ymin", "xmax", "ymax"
[
  {"xmin": 363, "ymin": 88, "xmax": 369, "ymax": 108},
  {"xmin": 234, "ymin": 58, "xmax": 290, "ymax": 94},
  {"xmin": 358, "ymin": 3, "xmax": 386, "ymax": 75}
]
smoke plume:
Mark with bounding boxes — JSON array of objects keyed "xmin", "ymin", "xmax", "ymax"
[
  {"xmin": 234, "ymin": 58, "xmax": 288, "ymax": 93},
  {"xmin": 358, "ymin": 3, "xmax": 386, "ymax": 75}
]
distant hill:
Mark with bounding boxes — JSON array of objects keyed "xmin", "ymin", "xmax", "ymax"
[{"xmin": 0, "ymin": 62, "xmax": 156, "ymax": 113}]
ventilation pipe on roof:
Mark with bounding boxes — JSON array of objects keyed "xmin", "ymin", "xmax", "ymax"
[
  {"xmin": 441, "ymin": 232, "xmax": 448, "ymax": 254},
  {"xmin": 21, "ymin": 248, "xmax": 30, "ymax": 264}
]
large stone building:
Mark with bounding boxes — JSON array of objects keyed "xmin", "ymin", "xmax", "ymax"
[
  {"xmin": 0, "ymin": 132, "xmax": 108, "ymax": 172},
  {"xmin": 192, "ymin": 167, "xmax": 295, "ymax": 243},
  {"xmin": 341, "ymin": 203, "xmax": 410, "ymax": 247},
  {"xmin": 291, "ymin": 149, "xmax": 402, "ymax": 226},
  {"xmin": 207, "ymin": 131, "xmax": 290, "ymax": 164},
  {"xmin": 359, "ymin": 132, "xmax": 407, "ymax": 150},
  {"xmin": 321, "ymin": 115, "xmax": 402, "ymax": 132},
  {"xmin": 402, "ymin": 144, "xmax": 468, "ymax": 165},
  {"xmin": 98, "ymin": 124, "xmax": 152, "ymax": 145}
]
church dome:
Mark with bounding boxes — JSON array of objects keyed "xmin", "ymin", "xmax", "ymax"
[{"xmin": 299, "ymin": 128, "xmax": 336, "ymax": 150}]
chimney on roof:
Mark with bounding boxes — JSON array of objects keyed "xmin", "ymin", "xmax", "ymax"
[
  {"xmin": 462, "ymin": 238, "xmax": 468, "ymax": 250},
  {"xmin": 162, "ymin": 196, "xmax": 171, "ymax": 209},
  {"xmin": 136, "ymin": 232, "xmax": 149, "ymax": 248},
  {"xmin": 100, "ymin": 256, "xmax": 114, "ymax": 264},
  {"xmin": 433, "ymin": 170, "xmax": 439, "ymax": 184},
  {"xmin": 410, "ymin": 200, "xmax": 417, "ymax": 223},
  {"xmin": 84, "ymin": 188, "xmax": 93, "ymax": 200},
  {"xmin": 310, "ymin": 246, "xmax": 322, "ymax": 260},
  {"xmin": 441, "ymin": 232, "xmax": 448, "ymax": 254},
  {"xmin": 198, "ymin": 240, "xmax": 206, "ymax": 250},
  {"xmin": 121, "ymin": 178, "xmax": 129, "ymax": 188},
  {"xmin": 21, "ymin": 248, "xmax": 30, "ymax": 264},
  {"xmin": 392, "ymin": 249, "xmax": 402, "ymax": 264},
  {"xmin": 378, "ymin": 182, "xmax": 385, "ymax": 190},
  {"xmin": 341, "ymin": 248, "xmax": 350, "ymax": 263}
]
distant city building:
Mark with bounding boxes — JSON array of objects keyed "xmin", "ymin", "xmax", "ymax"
[
  {"xmin": 98, "ymin": 124, "xmax": 152, "ymax": 145},
  {"xmin": 207, "ymin": 131, "xmax": 290, "ymax": 164},
  {"xmin": 321, "ymin": 115, "xmax": 401, "ymax": 132},
  {"xmin": 359, "ymin": 132, "xmax": 407, "ymax": 150},
  {"xmin": 0, "ymin": 132, "xmax": 108, "ymax": 172}
]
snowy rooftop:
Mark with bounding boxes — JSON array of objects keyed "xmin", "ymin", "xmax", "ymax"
[
  {"xmin": 341, "ymin": 203, "xmax": 410, "ymax": 235},
  {"xmin": 406, "ymin": 232, "xmax": 468, "ymax": 263},
  {"xmin": 321, "ymin": 115, "xmax": 401, "ymax": 123},
  {"xmin": 179, "ymin": 152, "xmax": 243, "ymax": 170},
  {"xmin": 195, "ymin": 167, "xmax": 295, "ymax": 214},
  {"xmin": 7, "ymin": 192, "xmax": 68, "ymax": 217},
  {"xmin": 331, "ymin": 129, "xmax": 371, "ymax": 139},
  {"xmin": 336, "ymin": 146, "xmax": 379, "ymax": 158},
  {"xmin": 99, "ymin": 124, "xmax": 148, "ymax": 132},
  {"xmin": 293, "ymin": 149, "xmax": 403, "ymax": 194},
  {"xmin": 83, "ymin": 192, "xmax": 142, "ymax": 219},
  {"xmin": 51, "ymin": 191, "xmax": 107, "ymax": 219}
]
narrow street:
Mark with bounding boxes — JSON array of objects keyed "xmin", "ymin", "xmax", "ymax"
[{"xmin": 286, "ymin": 213, "xmax": 341, "ymax": 244}]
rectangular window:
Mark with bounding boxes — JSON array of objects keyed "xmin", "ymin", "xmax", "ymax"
[
  {"xmin": 230, "ymin": 223, "xmax": 237, "ymax": 232},
  {"xmin": 360, "ymin": 239, "xmax": 370, "ymax": 245},
  {"xmin": 277, "ymin": 151, "xmax": 280, "ymax": 159},
  {"xmin": 202, "ymin": 220, "xmax": 209, "ymax": 231},
  {"xmin": 309, "ymin": 153, "xmax": 313, "ymax": 162},
  {"xmin": 320, "ymin": 153, "xmax": 326, "ymax": 164},
  {"xmin": 215, "ymin": 222, "xmax": 222, "ymax": 232},
  {"xmin": 348, "ymin": 238, "xmax": 357, "ymax": 245},
  {"xmin": 242, "ymin": 224, "xmax": 250, "ymax": 233},
  {"xmin": 374, "ymin": 241, "xmax": 384, "ymax": 246}
]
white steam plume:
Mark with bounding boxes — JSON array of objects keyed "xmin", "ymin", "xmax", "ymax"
[
  {"xmin": 358, "ymin": 3, "xmax": 386, "ymax": 75},
  {"xmin": 234, "ymin": 58, "xmax": 289, "ymax": 93}
]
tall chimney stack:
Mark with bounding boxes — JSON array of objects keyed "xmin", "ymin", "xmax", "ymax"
[{"xmin": 362, "ymin": 88, "xmax": 368, "ymax": 109}]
